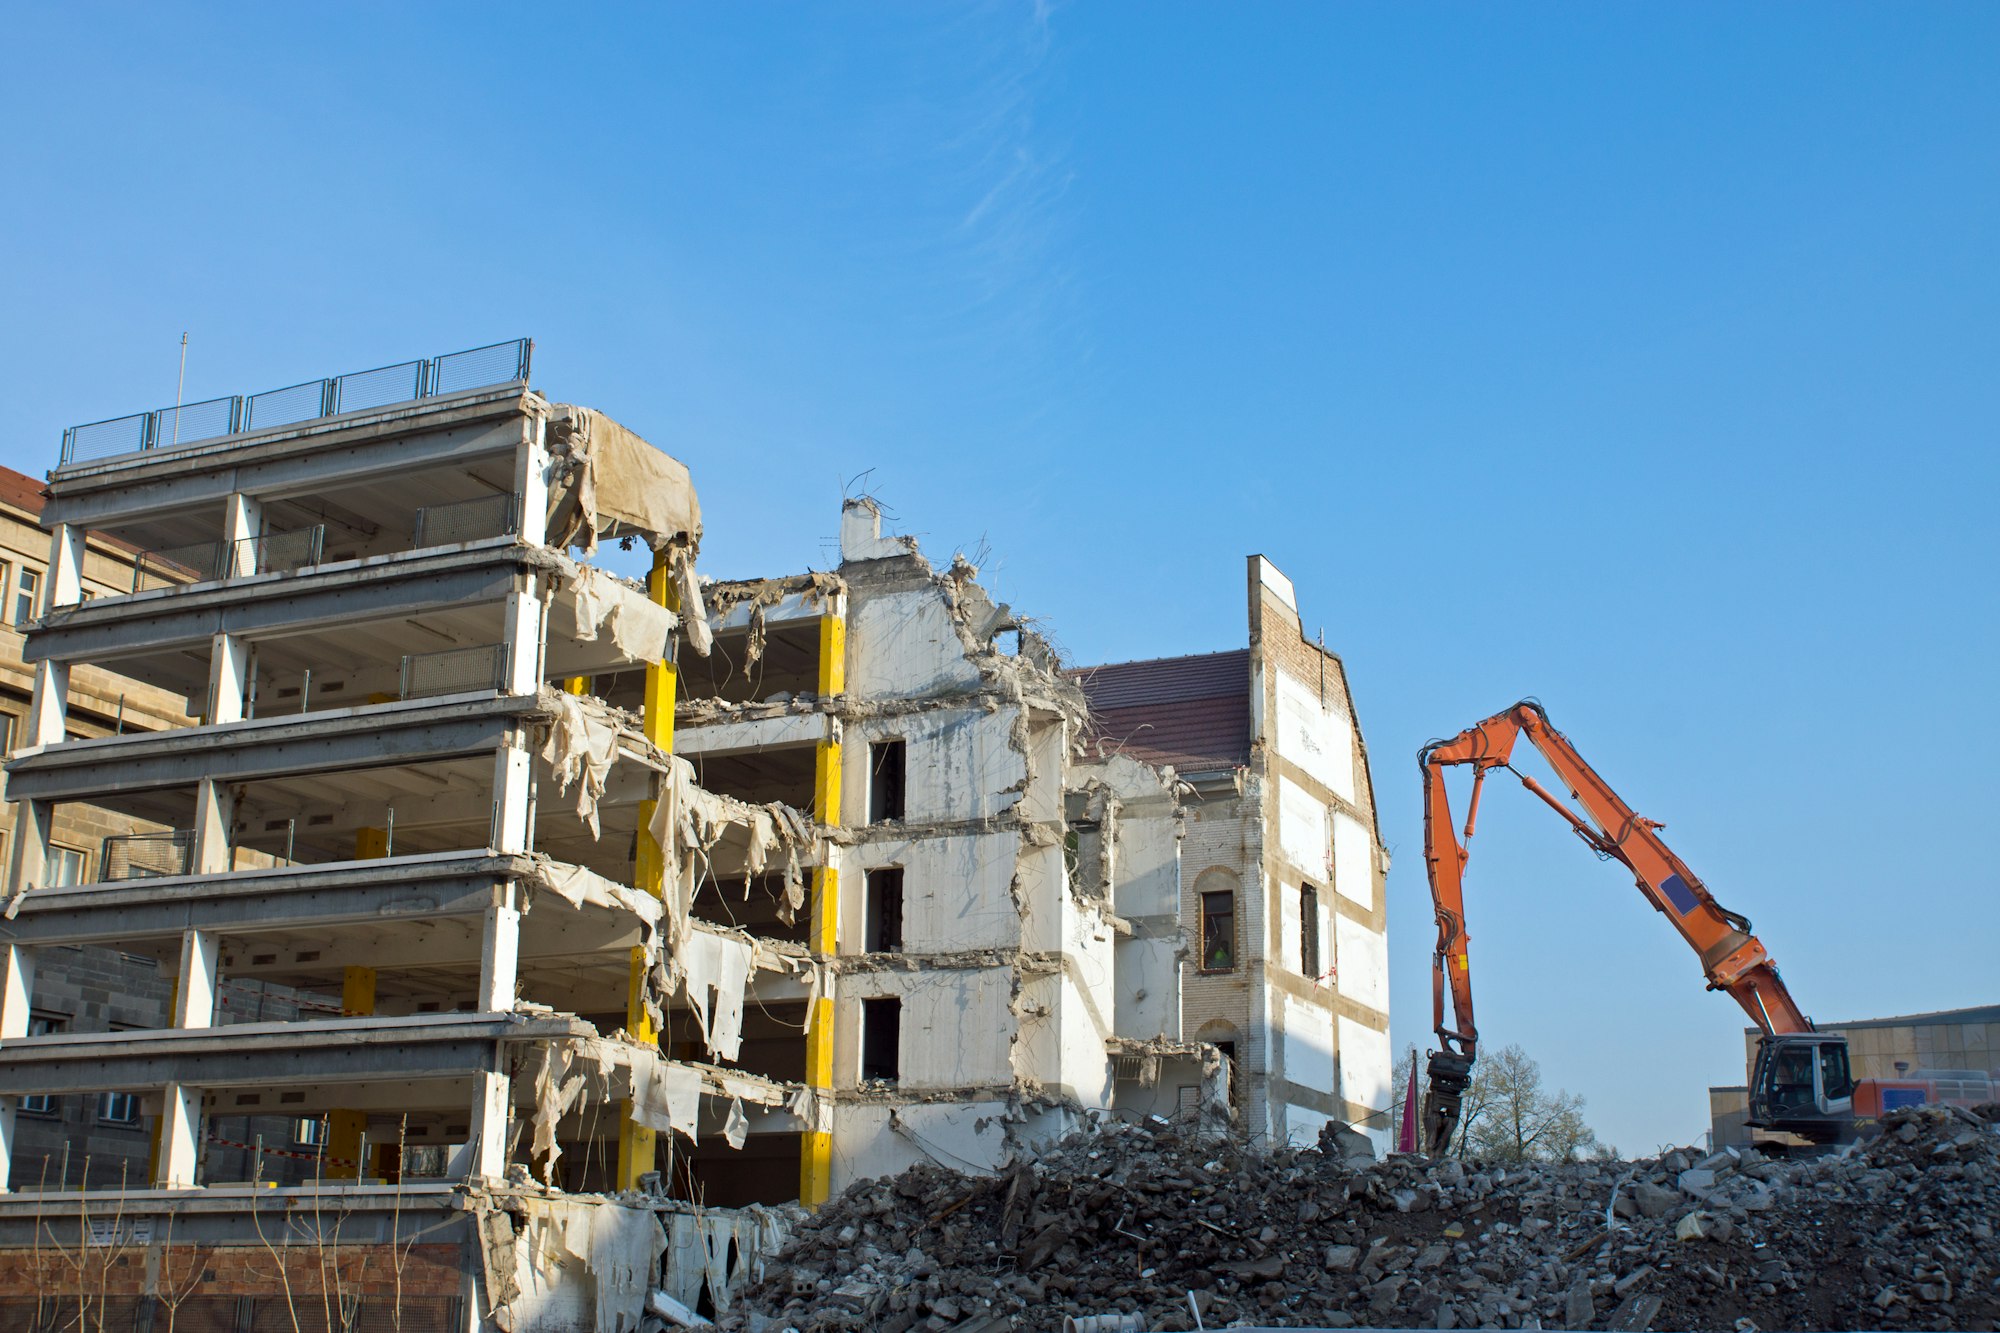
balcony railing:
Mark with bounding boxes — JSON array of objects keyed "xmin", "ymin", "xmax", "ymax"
[
  {"xmin": 132, "ymin": 525, "xmax": 326, "ymax": 593},
  {"xmin": 401, "ymin": 643, "xmax": 508, "ymax": 700},
  {"xmin": 101, "ymin": 831, "xmax": 194, "ymax": 881},
  {"xmin": 61, "ymin": 338, "xmax": 533, "ymax": 466},
  {"xmin": 413, "ymin": 494, "xmax": 519, "ymax": 549}
]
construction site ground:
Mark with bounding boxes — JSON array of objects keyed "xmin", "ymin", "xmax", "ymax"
[{"xmin": 713, "ymin": 1104, "xmax": 2000, "ymax": 1333}]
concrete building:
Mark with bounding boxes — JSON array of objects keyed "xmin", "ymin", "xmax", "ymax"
[
  {"xmin": 0, "ymin": 342, "xmax": 819, "ymax": 1329},
  {"xmin": 0, "ymin": 342, "xmax": 1389, "ymax": 1329},
  {"xmin": 1709, "ymin": 1002, "xmax": 2000, "ymax": 1149},
  {"xmin": 0, "ymin": 465, "xmax": 220, "ymax": 1191}
]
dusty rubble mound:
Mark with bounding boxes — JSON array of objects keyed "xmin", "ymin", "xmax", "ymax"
[{"xmin": 717, "ymin": 1104, "xmax": 2000, "ymax": 1333}]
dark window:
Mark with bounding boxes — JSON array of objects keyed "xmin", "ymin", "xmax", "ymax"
[
  {"xmin": 21, "ymin": 1014, "xmax": 64, "ymax": 1114},
  {"xmin": 1200, "ymin": 891, "xmax": 1236, "ymax": 972},
  {"xmin": 861, "ymin": 997, "xmax": 901, "ymax": 1083},
  {"xmin": 865, "ymin": 868, "xmax": 905, "ymax": 952},
  {"xmin": 14, "ymin": 567, "xmax": 40, "ymax": 627},
  {"xmin": 869, "ymin": 741, "xmax": 906, "ymax": 823},
  {"xmin": 1818, "ymin": 1042, "xmax": 1853, "ymax": 1100},
  {"xmin": 1215, "ymin": 1040, "xmax": 1239, "ymax": 1108},
  {"xmin": 98, "ymin": 1090, "xmax": 139, "ymax": 1125},
  {"xmin": 1300, "ymin": 883, "xmax": 1321, "ymax": 979}
]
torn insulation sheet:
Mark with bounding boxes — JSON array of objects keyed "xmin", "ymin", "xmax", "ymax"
[
  {"xmin": 669, "ymin": 544, "xmax": 713, "ymax": 658},
  {"xmin": 544, "ymin": 404, "xmax": 702, "ymax": 556},
  {"xmin": 571, "ymin": 564, "xmax": 678, "ymax": 662},
  {"xmin": 541, "ymin": 692, "xmax": 620, "ymax": 836}
]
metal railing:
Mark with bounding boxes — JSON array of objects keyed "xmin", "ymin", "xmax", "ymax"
[
  {"xmin": 101, "ymin": 831, "xmax": 194, "ymax": 881},
  {"xmin": 401, "ymin": 643, "xmax": 507, "ymax": 700},
  {"xmin": 61, "ymin": 337, "xmax": 533, "ymax": 466},
  {"xmin": 132, "ymin": 524, "xmax": 325, "ymax": 592},
  {"xmin": 413, "ymin": 494, "xmax": 519, "ymax": 548}
]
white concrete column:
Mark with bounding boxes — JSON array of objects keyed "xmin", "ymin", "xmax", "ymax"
[
  {"xmin": 192, "ymin": 780, "xmax": 234, "ymax": 875},
  {"xmin": 515, "ymin": 425, "xmax": 550, "ymax": 547},
  {"xmin": 45, "ymin": 523, "xmax": 85, "ymax": 610},
  {"xmin": 465, "ymin": 1070, "xmax": 512, "ymax": 1181},
  {"xmin": 1, "ymin": 944, "xmax": 36, "ymax": 1039},
  {"xmin": 475, "ymin": 884, "xmax": 521, "ymax": 1012},
  {"xmin": 207, "ymin": 633, "xmax": 251, "ymax": 725},
  {"xmin": 7, "ymin": 799, "xmax": 52, "ymax": 895},
  {"xmin": 491, "ymin": 737, "xmax": 533, "ymax": 854},
  {"xmin": 173, "ymin": 931, "xmax": 219, "ymax": 1029},
  {"xmin": 220, "ymin": 492, "xmax": 262, "ymax": 579},
  {"xmin": 500, "ymin": 576, "xmax": 546, "ymax": 696},
  {"xmin": 2, "ymin": 945, "xmax": 40, "ymax": 1193},
  {"xmin": 155, "ymin": 1084, "xmax": 204, "ymax": 1187},
  {"xmin": 25, "ymin": 661, "xmax": 68, "ymax": 749}
]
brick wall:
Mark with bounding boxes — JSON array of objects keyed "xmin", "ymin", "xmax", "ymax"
[{"xmin": 0, "ymin": 1240, "xmax": 467, "ymax": 1329}]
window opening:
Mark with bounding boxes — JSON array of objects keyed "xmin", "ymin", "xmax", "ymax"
[
  {"xmin": 861, "ymin": 996, "xmax": 902, "ymax": 1083},
  {"xmin": 869, "ymin": 741, "xmax": 906, "ymax": 823},
  {"xmin": 1200, "ymin": 890, "xmax": 1236, "ymax": 972},
  {"xmin": 21, "ymin": 1014, "xmax": 65, "ymax": 1114},
  {"xmin": 49, "ymin": 847, "xmax": 87, "ymax": 888},
  {"xmin": 1215, "ymin": 1039, "xmax": 1239, "ymax": 1107},
  {"xmin": 865, "ymin": 867, "xmax": 905, "ymax": 952},
  {"xmin": 98, "ymin": 1090, "xmax": 139, "ymax": 1125},
  {"xmin": 1819, "ymin": 1042, "xmax": 1853, "ymax": 1100},
  {"xmin": 13, "ymin": 567, "xmax": 39, "ymax": 627},
  {"xmin": 1301, "ymin": 883, "xmax": 1321, "ymax": 979}
]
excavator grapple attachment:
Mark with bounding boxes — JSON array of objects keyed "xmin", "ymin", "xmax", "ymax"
[{"xmin": 1422, "ymin": 1049, "xmax": 1474, "ymax": 1156}]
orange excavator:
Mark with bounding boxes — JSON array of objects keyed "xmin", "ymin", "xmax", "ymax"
[{"xmin": 1419, "ymin": 701, "xmax": 1859, "ymax": 1154}]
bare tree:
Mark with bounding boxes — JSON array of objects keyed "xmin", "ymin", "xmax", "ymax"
[{"xmin": 1451, "ymin": 1043, "xmax": 1602, "ymax": 1163}]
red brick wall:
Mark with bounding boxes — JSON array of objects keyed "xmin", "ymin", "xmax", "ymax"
[{"xmin": 0, "ymin": 1240, "xmax": 466, "ymax": 1329}]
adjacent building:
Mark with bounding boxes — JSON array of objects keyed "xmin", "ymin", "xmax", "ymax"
[{"xmin": 1709, "ymin": 1002, "xmax": 2000, "ymax": 1149}]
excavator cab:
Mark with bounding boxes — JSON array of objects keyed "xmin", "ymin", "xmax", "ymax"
[{"xmin": 1748, "ymin": 1034, "xmax": 1854, "ymax": 1142}]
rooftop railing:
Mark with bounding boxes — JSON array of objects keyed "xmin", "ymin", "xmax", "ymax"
[{"xmin": 60, "ymin": 337, "xmax": 533, "ymax": 467}]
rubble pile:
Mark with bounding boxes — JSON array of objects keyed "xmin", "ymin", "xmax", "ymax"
[{"xmin": 717, "ymin": 1104, "xmax": 2000, "ymax": 1333}]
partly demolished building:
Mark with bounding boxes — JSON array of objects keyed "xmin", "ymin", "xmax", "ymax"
[{"xmin": 0, "ymin": 340, "xmax": 1390, "ymax": 1330}]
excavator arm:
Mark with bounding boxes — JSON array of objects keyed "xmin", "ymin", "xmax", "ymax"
[{"xmin": 1419, "ymin": 701, "xmax": 1814, "ymax": 1155}]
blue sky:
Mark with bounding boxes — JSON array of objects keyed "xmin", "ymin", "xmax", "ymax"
[{"xmin": 5, "ymin": 4, "xmax": 1995, "ymax": 1154}]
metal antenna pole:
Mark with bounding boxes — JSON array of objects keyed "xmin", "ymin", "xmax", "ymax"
[{"xmin": 173, "ymin": 333, "xmax": 188, "ymax": 445}]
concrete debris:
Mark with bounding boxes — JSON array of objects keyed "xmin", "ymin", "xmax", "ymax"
[{"xmin": 714, "ymin": 1104, "xmax": 2000, "ymax": 1333}]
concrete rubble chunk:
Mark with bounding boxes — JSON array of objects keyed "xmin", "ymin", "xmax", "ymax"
[{"xmin": 718, "ymin": 1104, "xmax": 2000, "ymax": 1333}]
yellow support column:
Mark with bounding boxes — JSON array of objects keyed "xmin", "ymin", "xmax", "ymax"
[
  {"xmin": 615, "ymin": 551, "xmax": 677, "ymax": 1190},
  {"xmin": 325, "ymin": 963, "xmax": 377, "ymax": 1179},
  {"xmin": 800, "ymin": 606, "xmax": 844, "ymax": 1207},
  {"xmin": 326, "ymin": 829, "xmax": 387, "ymax": 1178}
]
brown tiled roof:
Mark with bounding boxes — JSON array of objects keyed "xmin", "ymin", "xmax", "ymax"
[
  {"xmin": 1070, "ymin": 649, "xmax": 1251, "ymax": 773},
  {"xmin": 0, "ymin": 466, "xmax": 48, "ymax": 520}
]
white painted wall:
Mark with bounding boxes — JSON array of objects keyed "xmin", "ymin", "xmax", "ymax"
[
  {"xmin": 1276, "ymin": 775, "xmax": 1330, "ymax": 880},
  {"xmin": 1274, "ymin": 673, "xmax": 1356, "ymax": 805},
  {"xmin": 850, "ymin": 831, "xmax": 1021, "ymax": 952},
  {"xmin": 845, "ymin": 705, "xmax": 1026, "ymax": 825},
  {"xmin": 833, "ymin": 966, "xmax": 1016, "ymax": 1090},
  {"xmin": 1283, "ymin": 1102, "xmax": 1335, "ymax": 1149},
  {"xmin": 847, "ymin": 588, "xmax": 984, "ymax": 699},
  {"xmin": 1335, "ymin": 912, "xmax": 1389, "ymax": 1016},
  {"xmin": 1280, "ymin": 992, "xmax": 1335, "ymax": 1094},
  {"xmin": 828, "ymin": 1099, "xmax": 1013, "ymax": 1191},
  {"xmin": 1112, "ymin": 935, "xmax": 1181, "ymax": 1040},
  {"xmin": 1331, "ymin": 809, "xmax": 1373, "ymax": 910},
  {"xmin": 1337, "ymin": 1014, "xmax": 1393, "ymax": 1151}
]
